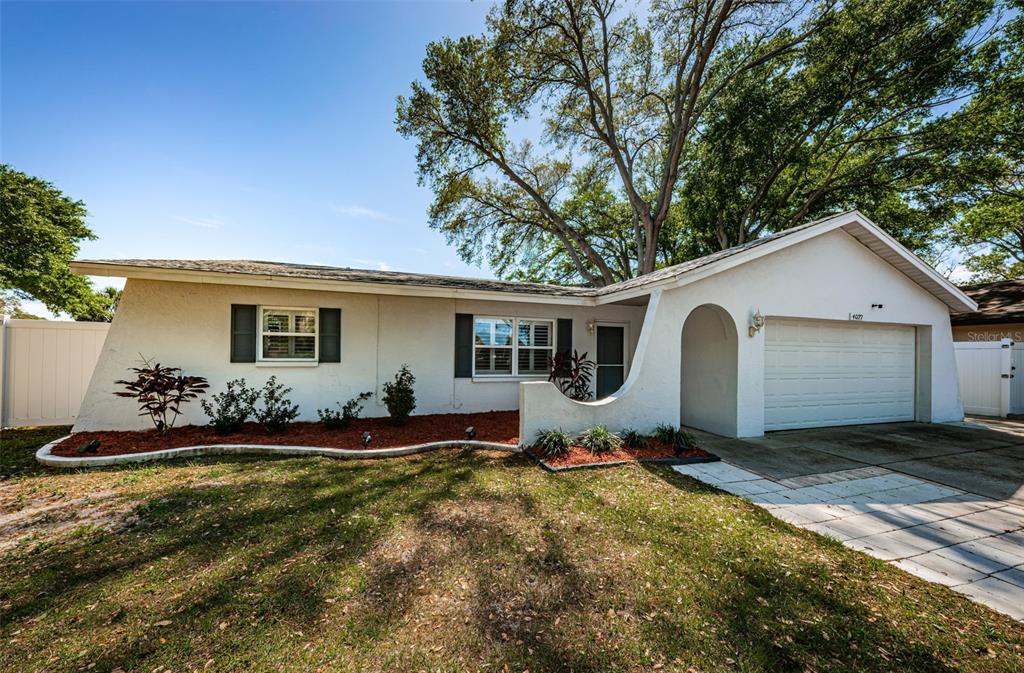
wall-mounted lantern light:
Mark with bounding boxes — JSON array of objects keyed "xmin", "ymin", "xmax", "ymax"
[
  {"xmin": 749, "ymin": 310, "xmax": 765, "ymax": 338},
  {"xmin": 586, "ymin": 320, "xmax": 596, "ymax": 336}
]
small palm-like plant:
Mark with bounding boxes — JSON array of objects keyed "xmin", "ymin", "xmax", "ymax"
[
  {"xmin": 548, "ymin": 349, "xmax": 596, "ymax": 401},
  {"xmin": 533, "ymin": 428, "xmax": 572, "ymax": 457},
  {"xmin": 620, "ymin": 428, "xmax": 650, "ymax": 449},
  {"xmin": 576, "ymin": 425, "xmax": 623, "ymax": 454},
  {"xmin": 114, "ymin": 360, "xmax": 209, "ymax": 432}
]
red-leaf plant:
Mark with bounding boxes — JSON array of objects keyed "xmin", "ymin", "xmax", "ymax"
[
  {"xmin": 547, "ymin": 349, "xmax": 596, "ymax": 401},
  {"xmin": 114, "ymin": 360, "xmax": 209, "ymax": 432}
]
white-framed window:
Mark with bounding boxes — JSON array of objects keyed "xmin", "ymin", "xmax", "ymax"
[
  {"xmin": 474, "ymin": 316, "xmax": 554, "ymax": 377},
  {"xmin": 259, "ymin": 306, "xmax": 317, "ymax": 361}
]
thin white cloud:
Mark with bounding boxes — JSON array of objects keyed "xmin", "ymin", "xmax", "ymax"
[
  {"xmin": 351, "ymin": 258, "xmax": 393, "ymax": 271},
  {"xmin": 171, "ymin": 215, "xmax": 224, "ymax": 229},
  {"xmin": 330, "ymin": 204, "xmax": 398, "ymax": 223}
]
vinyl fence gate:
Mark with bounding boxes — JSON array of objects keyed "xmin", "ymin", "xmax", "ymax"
[
  {"xmin": 0, "ymin": 316, "xmax": 109, "ymax": 428},
  {"xmin": 953, "ymin": 339, "xmax": 1024, "ymax": 417}
]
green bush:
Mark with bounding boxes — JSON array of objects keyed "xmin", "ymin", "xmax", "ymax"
[
  {"xmin": 318, "ymin": 391, "xmax": 373, "ymax": 430},
  {"xmin": 533, "ymin": 428, "xmax": 572, "ymax": 456},
  {"xmin": 653, "ymin": 423, "xmax": 678, "ymax": 445},
  {"xmin": 255, "ymin": 376, "xmax": 299, "ymax": 432},
  {"xmin": 620, "ymin": 428, "xmax": 649, "ymax": 449},
  {"xmin": 576, "ymin": 425, "xmax": 623, "ymax": 454},
  {"xmin": 675, "ymin": 429, "xmax": 699, "ymax": 451},
  {"xmin": 382, "ymin": 365, "xmax": 416, "ymax": 425},
  {"xmin": 653, "ymin": 424, "xmax": 700, "ymax": 451},
  {"xmin": 200, "ymin": 378, "xmax": 260, "ymax": 434}
]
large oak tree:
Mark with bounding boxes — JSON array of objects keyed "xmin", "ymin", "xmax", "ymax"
[{"xmin": 397, "ymin": 0, "xmax": 1012, "ymax": 285}]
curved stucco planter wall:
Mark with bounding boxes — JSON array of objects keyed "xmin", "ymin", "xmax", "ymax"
[
  {"xmin": 520, "ymin": 228, "xmax": 963, "ymax": 441},
  {"xmin": 36, "ymin": 436, "xmax": 521, "ymax": 469}
]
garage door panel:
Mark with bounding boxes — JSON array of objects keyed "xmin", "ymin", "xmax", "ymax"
[{"xmin": 764, "ymin": 319, "xmax": 915, "ymax": 431}]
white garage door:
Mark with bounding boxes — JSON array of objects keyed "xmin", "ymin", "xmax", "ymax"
[{"xmin": 764, "ymin": 319, "xmax": 916, "ymax": 431}]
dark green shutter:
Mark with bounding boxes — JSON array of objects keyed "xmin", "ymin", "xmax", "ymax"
[
  {"xmin": 557, "ymin": 318, "xmax": 572, "ymax": 357},
  {"xmin": 454, "ymin": 313, "xmax": 473, "ymax": 377},
  {"xmin": 230, "ymin": 304, "xmax": 257, "ymax": 362},
  {"xmin": 319, "ymin": 308, "xmax": 342, "ymax": 362}
]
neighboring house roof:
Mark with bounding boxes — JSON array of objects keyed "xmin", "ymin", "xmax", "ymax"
[
  {"xmin": 951, "ymin": 278, "xmax": 1024, "ymax": 326},
  {"xmin": 71, "ymin": 210, "xmax": 977, "ymax": 312}
]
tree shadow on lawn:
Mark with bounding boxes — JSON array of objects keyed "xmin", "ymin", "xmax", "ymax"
[
  {"xmin": 5, "ymin": 452, "xmax": 1023, "ymax": 672},
  {"xmin": 636, "ymin": 461, "xmax": 1024, "ymax": 672},
  {"xmin": 1, "ymin": 450, "xmax": 490, "ymax": 669}
]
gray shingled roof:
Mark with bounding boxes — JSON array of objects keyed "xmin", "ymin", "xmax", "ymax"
[{"xmin": 75, "ymin": 213, "xmax": 844, "ymax": 298}]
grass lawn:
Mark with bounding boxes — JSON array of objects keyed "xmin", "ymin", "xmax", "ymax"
[{"xmin": 2, "ymin": 427, "xmax": 1022, "ymax": 672}]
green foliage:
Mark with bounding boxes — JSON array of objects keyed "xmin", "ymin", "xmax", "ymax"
[
  {"xmin": 398, "ymin": 0, "xmax": 1014, "ymax": 284},
  {"xmin": 318, "ymin": 392, "xmax": 373, "ymax": 430},
  {"xmin": 653, "ymin": 424, "xmax": 700, "ymax": 451},
  {"xmin": 255, "ymin": 376, "xmax": 300, "ymax": 433},
  {"xmin": 576, "ymin": 425, "xmax": 624, "ymax": 455},
  {"xmin": 620, "ymin": 428, "xmax": 650, "ymax": 449},
  {"xmin": 0, "ymin": 292, "xmax": 44, "ymax": 319},
  {"xmin": 113, "ymin": 360, "xmax": 209, "ymax": 432},
  {"xmin": 533, "ymin": 428, "xmax": 572, "ymax": 457},
  {"xmin": 0, "ymin": 164, "xmax": 116, "ymax": 319},
  {"xmin": 941, "ymin": 6, "xmax": 1023, "ymax": 281},
  {"xmin": 382, "ymin": 365, "xmax": 416, "ymax": 425},
  {"xmin": 201, "ymin": 378, "xmax": 261, "ymax": 434},
  {"xmin": 653, "ymin": 424, "xmax": 679, "ymax": 445}
]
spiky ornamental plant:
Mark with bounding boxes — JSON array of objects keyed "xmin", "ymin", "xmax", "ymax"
[
  {"xmin": 114, "ymin": 360, "xmax": 208, "ymax": 432},
  {"xmin": 547, "ymin": 349, "xmax": 596, "ymax": 401}
]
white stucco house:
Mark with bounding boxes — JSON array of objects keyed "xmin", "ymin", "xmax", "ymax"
[{"xmin": 71, "ymin": 211, "xmax": 977, "ymax": 441}]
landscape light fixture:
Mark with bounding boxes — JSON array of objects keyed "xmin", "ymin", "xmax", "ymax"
[
  {"xmin": 465, "ymin": 426, "xmax": 476, "ymax": 440},
  {"xmin": 361, "ymin": 431, "xmax": 372, "ymax": 449}
]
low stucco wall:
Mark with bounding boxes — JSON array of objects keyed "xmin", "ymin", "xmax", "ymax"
[
  {"xmin": 519, "ymin": 228, "xmax": 964, "ymax": 442},
  {"xmin": 73, "ymin": 281, "xmax": 644, "ymax": 432}
]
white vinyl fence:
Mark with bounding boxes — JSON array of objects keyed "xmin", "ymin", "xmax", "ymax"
[
  {"xmin": 953, "ymin": 339, "xmax": 1024, "ymax": 417},
  {"xmin": 0, "ymin": 316, "xmax": 109, "ymax": 427}
]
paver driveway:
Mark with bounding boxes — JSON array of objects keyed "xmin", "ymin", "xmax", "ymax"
[{"xmin": 675, "ymin": 419, "xmax": 1024, "ymax": 620}]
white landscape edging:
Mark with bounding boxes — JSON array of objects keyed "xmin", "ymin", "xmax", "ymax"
[{"xmin": 36, "ymin": 435, "xmax": 522, "ymax": 469}]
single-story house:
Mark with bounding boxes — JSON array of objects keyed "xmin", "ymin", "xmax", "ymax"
[
  {"xmin": 71, "ymin": 210, "xmax": 976, "ymax": 440},
  {"xmin": 951, "ymin": 278, "xmax": 1024, "ymax": 342}
]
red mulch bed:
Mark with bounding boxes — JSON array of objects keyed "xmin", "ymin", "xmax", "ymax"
[
  {"xmin": 51, "ymin": 411, "xmax": 520, "ymax": 457},
  {"xmin": 528, "ymin": 442, "xmax": 714, "ymax": 469}
]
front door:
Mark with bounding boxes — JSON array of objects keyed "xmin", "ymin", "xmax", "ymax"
[{"xmin": 596, "ymin": 325, "xmax": 625, "ymax": 399}]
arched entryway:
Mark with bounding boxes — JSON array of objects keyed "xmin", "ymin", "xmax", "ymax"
[{"xmin": 681, "ymin": 304, "xmax": 739, "ymax": 436}]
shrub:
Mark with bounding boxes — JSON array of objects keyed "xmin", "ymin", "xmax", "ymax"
[
  {"xmin": 652, "ymin": 424, "xmax": 701, "ymax": 451},
  {"xmin": 675, "ymin": 429, "xmax": 700, "ymax": 452},
  {"xmin": 548, "ymin": 349, "xmax": 596, "ymax": 401},
  {"xmin": 533, "ymin": 428, "xmax": 572, "ymax": 457},
  {"xmin": 255, "ymin": 376, "xmax": 299, "ymax": 432},
  {"xmin": 653, "ymin": 423, "xmax": 679, "ymax": 445},
  {"xmin": 318, "ymin": 391, "xmax": 373, "ymax": 430},
  {"xmin": 114, "ymin": 360, "xmax": 208, "ymax": 432},
  {"xmin": 620, "ymin": 428, "xmax": 649, "ymax": 449},
  {"xmin": 201, "ymin": 378, "xmax": 260, "ymax": 434},
  {"xmin": 382, "ymin": 365, "xmax": 416, "ymax": 425},
  {"xmin": 576, "ymin": 425, "xmax": 623, "ymax": 454}
]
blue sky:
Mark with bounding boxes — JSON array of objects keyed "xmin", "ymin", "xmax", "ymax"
[{"xmin": 1, "ymin": 1, "xmax": 497, "ymax": 316}]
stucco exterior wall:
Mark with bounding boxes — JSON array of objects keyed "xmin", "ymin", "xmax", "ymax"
[
  {"xmin": 520, "ymin": 228, "xmax": 964, "ymax": 441},
  {"xmin": 73, "ymin": 281, "xmax": 644, "ymax": 431}
]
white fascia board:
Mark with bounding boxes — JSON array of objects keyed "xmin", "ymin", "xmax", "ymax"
[
  {"xmin": 843, "ymin": 212, "xmax": 978, "ymax": 313},
  {"xmin": 69, "ymin": 262, "xmax": 597, "ymax": 307}
]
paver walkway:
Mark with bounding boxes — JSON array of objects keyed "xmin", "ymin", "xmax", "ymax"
[{"xmin": 673, "ymin": 459, "xmax": 1024, "ymax": 620}]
